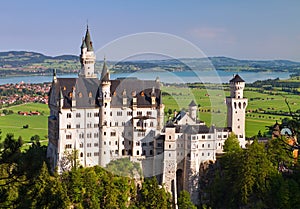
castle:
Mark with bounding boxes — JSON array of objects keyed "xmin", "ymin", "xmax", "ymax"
[{"xmin": 47, "ymin": 27, "xmax": 248, "ymax": 204}]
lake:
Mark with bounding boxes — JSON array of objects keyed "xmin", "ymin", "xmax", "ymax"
[{"xmin": 0, "ymin": 70, "xmax": 291, "ymax": 85}]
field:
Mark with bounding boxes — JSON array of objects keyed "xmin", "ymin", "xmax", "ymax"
[
  {"xmin": 162, "ymin": 84, "xmax": 299, "ymax": 137},
  {"xmin": 0, "ymin": 86, "xmax": 298, "ymax": 147},
  {"xmin": 0, "ymin": 103, "xmax": 49, "ymax": 147}
]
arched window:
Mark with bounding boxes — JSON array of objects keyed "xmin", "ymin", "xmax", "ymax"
[{"xmin": 238, "ymin": 102, "xmax": 242, "ymax": 109}]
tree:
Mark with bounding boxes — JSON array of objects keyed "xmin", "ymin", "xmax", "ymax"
[
  {"xmin": 223, "ymin": 133, "xmax": 241, "ymax": 153},
  {"xmin": 177, "ymin": 190, "xmax": 196, "ymax": 209},
  {"xmin": 17, "ymin": 162, "xmax": 69, "ymax": 209},
  {"xmin": 138, "ymin": 177, "xmax": 172, "ymax": 209},
  {"xmin": 60, "ymin": 149, "xmax": 80, "ymax": 172},
  {"xmin": 105, "ymin": 157, "xmax": 142, "ymax": 178}
]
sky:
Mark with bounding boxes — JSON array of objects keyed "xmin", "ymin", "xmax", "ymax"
[{"xmin": 1, "ymin": 0, "xmax": 300, "ymax": 61}]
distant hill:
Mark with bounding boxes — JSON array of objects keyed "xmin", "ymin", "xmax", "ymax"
[{"xmin": 0, "ymin": 51, "xmax": 299, "ymax": 76}]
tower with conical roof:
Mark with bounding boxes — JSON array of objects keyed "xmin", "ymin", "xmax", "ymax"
[
  {"xmin": 79, "ymin": 25, "xmax": 96, "ymax": 78},
  {"xmin": 188, "ymin": 100, "xmax": 197, "ymax": 122},
  {"xmin": 226, "ymin": 74, "xmax": 248, "ymax": 147}
]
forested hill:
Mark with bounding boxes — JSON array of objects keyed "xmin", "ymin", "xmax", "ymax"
[
  {"xmin": 209, "ymin": 56, "xmax": 300, "ymax": 72},
  {"xmin": 0, "ymin": 51, "xmax": 300, "ymax": 76}
]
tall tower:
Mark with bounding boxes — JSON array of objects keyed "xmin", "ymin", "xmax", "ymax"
[
  {"xmin": 79, "ymin": 26, "xmax": 96, "ymax": 78},
  {"xmin": 226, "ymin": 74, "xmax": 248, "ymax": 147},
  {"xmin": 99, "ymin": 58, "xmax": 111, "ymax": 166}
]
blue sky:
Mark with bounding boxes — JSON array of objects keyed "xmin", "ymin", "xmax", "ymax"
[{"xmin": 1, "ymin": 0, "xmax": 300, "ymax": 61}]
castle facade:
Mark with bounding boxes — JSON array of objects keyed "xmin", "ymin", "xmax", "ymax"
[{"xmin": 47, "ymin": 27, "xmax": 247, "ymax": 204}]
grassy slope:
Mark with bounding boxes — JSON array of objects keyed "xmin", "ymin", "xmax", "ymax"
[
  {"xmin": 162, "ymin": 85, "xmax": 298, "ymax": 137},
  {"xmin": 0, "ymin": 103, "xmax": 49, "ymax": 142}
]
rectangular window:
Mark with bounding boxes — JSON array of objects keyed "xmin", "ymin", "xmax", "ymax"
[
  {"xmin": 66, "ymin": 134, "xmax": 72, "ymax": 139},
  {"xmin": 94, "ymin": 152, "xmax": 99, "ymax": 156},
  {"xmin": 67, "ymin": 113, "xmax": 71, "ymax": 118},
  {"xmin": 111, "ymin": 132, "xmax": 116, "ymax": 137},
  {"xmin": 208, "ymin": 135, "xmax": 211, "ymax": 139},
  {"xmin": 87, "ymin": 143, "xmax": 91, "ymax": 147},
  {"xmin": 87, "ymin": 153, "xmax": 91, "ymax": 157},
  {"xmin": 202, "ymin": 135, "xmax": 205, "ymax": 139},
  {"xmin": 76, "ymin": 124, "xmax": 80, "ymax": 128},
  {"xmin": 147, "ymin": 111, "xmax": 152, "ymax": 116},
  {"xmin": 94, "ymin": 143, "xmax": 98, "ymax": 147},
  {"xmin": 87, "ymin": 112, "xmax": 92, "ymax": 117},
  {"xmin": 94, "ymin": 123, "xmax": 99, "ymax": 128},
  {"xmin": 65, "ymin": 144, "xmax": 72, "ymax": 149},
  {"xmin": 117, "ymin": 111, "xmax": 122, "ymax": 116},
  {"xmin": 127, "ymin": 111, "xmax": 132, "ymax": 116},
  {"xmin": 76, "ymin": 113, "xmax": 81, "ymax": 118},
  {"xmin": 87, "ymin": 123, "xmax": 92, "ymax": 128},
  {"xmin": 94, "ymin": 133, "xmax": 99, "ymax": 138},
  {"xmin": 67, "ymin": 124, "xmax": 71, "ymax": 129},
  {"xmin": 79, "ymin": 143, "xmax": 83, "ymax": 148},
  {"xmin": 94, "ymin": 112, "xmax": 99, "ymax": 117},
  {"xmin": 137, "ymin": 111, "xmax": 142, "ymax": 116}
]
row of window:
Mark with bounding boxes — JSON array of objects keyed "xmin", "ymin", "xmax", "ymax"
[
  {"xmin": 67, "ymin": 111, "xmax": 154, "ymax": 119},
  {"xmin": 84, "ymin": 152, "xmax": 99, "ymax": 158},
  {"xmin": 191, "ymin": 134, "xmax": 228, "ymax": 140},
  {"xmin": 79, "ymin": 143, "xmax": 99, "ymax": 148},
  {"xmin": 67, "ymin": 123, "xmax": 99, "ymax": 129},
  {"xmin": 141, "ymin": 142, "xmax": 154, "ymax": 146},
  {"xmin": 136, "ymin": 121, "xmax": 154, "ymax": 127},
  {"xmin": 67, "ymin": 112, "xmax": 100, "ymax": 118},
  {"xmin": 77, "ymin": 149, "xmax": 157, "ymax": 158},
  {"xmin": 66, "ymin": 132, "xmax": 99, "ymax": 139}
]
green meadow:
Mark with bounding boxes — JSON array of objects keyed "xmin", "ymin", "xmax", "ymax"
[
  {"xmin": 0, "ymin": 85, "xmax": 298, "ymax": 146},
  {"xmin": 162, "ymin": 84, "xmax": 299, "ymax": 137},
  {"xmin": 0, "ymin": 103, "xmax": 49, "ymax": 147}
]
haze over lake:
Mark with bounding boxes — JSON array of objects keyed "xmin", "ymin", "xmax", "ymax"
[{"xmin": 0, "ymin": 70, "xmax": 291, "ymax": 85}]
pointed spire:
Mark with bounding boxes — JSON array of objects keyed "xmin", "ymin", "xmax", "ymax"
[
  {"xmin": 101, "ymin": 57, "xmax": 110, "ymax": 81},
  {"xmin": 84, "ymin": 25, "xmax": 93, "ymax": 51},
  {"xmin": 81, "ymin": 37, "xmax": 87, "ymax": 49},
  {"xmin": 189, "ymin": 100, "xmax": 197, "ymax": 107},
  {"xmin": 230, "ymin": 74, "xmax": 245, "ymax": 83}
]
